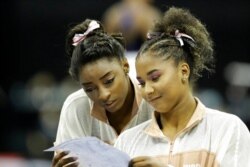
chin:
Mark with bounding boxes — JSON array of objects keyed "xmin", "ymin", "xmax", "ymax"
[
  {"xmin": 106, "ymin": 104, "xmax": 120, "ymax": 113},
  {"xmin": 154, "ymin": 106, "xmax": 168, "ymax": 113},
  {"xmin": 105, "ymin": 107, "xmax": 117, "ymax": 113}
]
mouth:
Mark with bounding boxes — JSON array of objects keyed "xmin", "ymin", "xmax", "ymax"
[
  {"xmin": 148, "ymin": 96, "xmax": 161, "ymax": 103},
  {"xmin": 103, "ymin": 100, "xmax": 117, "ymax": 109}
]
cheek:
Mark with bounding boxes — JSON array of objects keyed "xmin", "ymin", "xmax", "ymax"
[
  {"xmin": 156, "ymin": 77, "xmax": 177, "ymax": 95},
  {"xmin": 118, "ymin": 80, "xmax": 129, "ymax": 95},
  {"xmin": 112, "ymin": 76, "xmax": 128, "ymax": 95},
  {"xmin": 139, "ymin": 88, "xmax": 147, "ymax": 99},
  {"xmin": 85, "ymin": 91, "xmax": 98, "ymax": 102}
]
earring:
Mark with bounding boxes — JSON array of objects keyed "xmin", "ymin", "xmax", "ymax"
[
  {"xmin": 182, "ymin": 77, "xmax": 187, "ymax": 83},
  {"xmin": 124, "ymin": 68, "xmax": 129, "ymax": 74}
]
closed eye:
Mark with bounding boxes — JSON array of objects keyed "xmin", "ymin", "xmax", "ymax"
[
  {"xmin": 151, "ymin": 76, "xmax": 160, "ymax": 82},
  {"xmin": 149, "ymin": 71, "xmax": 161, "ymax": 82},
  {"xmin": 137, "ymin": 79, "xmax": 145, "ymax": 87},
  {"xmin": 84, "ymin": 86, "xmax": 96, "ymax": 93},
  {"xmin": 104, "ymin": 77, "xmax": 115, "ymax": 85}
]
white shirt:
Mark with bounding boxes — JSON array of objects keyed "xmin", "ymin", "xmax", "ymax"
[
  {"xmin": 54, "ymin": 77, "xmax": 154, "ymax": 146},
  {"xmin": 114, "ymin": 98, "xmax": 250, "ymax": 167}
]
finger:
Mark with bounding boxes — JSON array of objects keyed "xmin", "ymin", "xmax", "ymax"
[
  {"xmin": 52, "ymin": 151, "xmax": 70, "ymax": 166},
  {"xmin": 129, "ymin": 156, "xmax": 155, "ymax": 167},
  {"xmin": 129, "ymin": 161, "xmax": 145, "ymax": 167},
  {"xmin": 57, "ymin": 156, "xmax": 78, "ymax": 167},
  {"xmin": 129, "ymin": 160, "xmax": 134, "ymax": 167},
  {"xmin": 132, "ymin": 160, "xmax": 157, "ymax": 167},
  {"xmin": 64, "ymin": 161, "xmax": 79, "ymax": 167},
  {"xmin": 132, "ymin": 161, "xmax": 150, "ymax": 167},
  {"xmin": 131, "ymin": 156, "xmax": 150, "ymax": 163}
]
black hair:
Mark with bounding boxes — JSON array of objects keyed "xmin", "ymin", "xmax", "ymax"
[
  {"xmin": 137, "ymin": 7, "xmax": 215, "ymax": 82},
  {"xmin": 65, "ymin": 19, "xmax": 126, "ymax": 81}
]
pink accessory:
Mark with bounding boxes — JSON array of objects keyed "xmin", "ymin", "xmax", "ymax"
[
  {"xmin": 72, "ymin": 20, "xmax": 100, "ymax": 46},
  {"xmin": 174, "ymin": 29, "xmax": 195, "ymax": 46},
  {"xmin": 146, "ymin": 30, "xmax": 195, "ymax": 47}
]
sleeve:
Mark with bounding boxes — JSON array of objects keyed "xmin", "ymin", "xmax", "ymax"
[
  {"xmin": 218, "ymin": 116, "xmax": 250, "ymax": 167},
  {"xmin": 54, "ymin": 94, "xmax": 92, "ymax": 146}
]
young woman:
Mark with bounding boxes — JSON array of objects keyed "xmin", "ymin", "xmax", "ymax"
[
  {"xmin": 114, "ymin": 7, "xmax": 250, "ymax": 167},
  {"xmin": 52, "ymin": 19, "xmax": 153, "ymax": 167}
]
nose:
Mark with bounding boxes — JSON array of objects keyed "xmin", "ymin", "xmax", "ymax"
[
  {"xmin": 98, "ymin": 86, "xmax": 111, "ymax": 101},
  {"xmin": 144, "ymin": 82, "xmax": 154, "ymax": 95}
]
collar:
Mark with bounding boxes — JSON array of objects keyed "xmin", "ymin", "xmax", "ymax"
[{"xmin": 144, "ymin": 97, "xmax": 206, "ymax": 138}]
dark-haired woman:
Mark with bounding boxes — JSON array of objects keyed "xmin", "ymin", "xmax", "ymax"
[
  {"xmin": 52, "ymin": 19, "xmax": 153, "ymax": 167},
  {"xmin": 115, "ymin": 7, "xmax": 250, "ymax": 167}
]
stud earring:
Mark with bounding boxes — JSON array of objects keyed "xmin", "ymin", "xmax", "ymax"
[
  {"xmin": 124, "ymin": 68, "xmax": 129, "ymax": 74},
  {"xmin": 182, "ymin": 77, "xmax": 187, "ymax": 83}
]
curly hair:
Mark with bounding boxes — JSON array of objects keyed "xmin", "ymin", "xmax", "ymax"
[
  {"xmin": 65, "ymin": 19, "xmax": 126, "ymax": 81},
  {"xmin": 137, "ymin": 7, "xmax": 215, "ymax": 82}
]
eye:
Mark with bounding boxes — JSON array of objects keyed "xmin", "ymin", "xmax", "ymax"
[
  {"xmin": 83, "ymin": 86, "xmax": 96, "ymax": 93},
  {"xmin": 138, "ymin": 82, "xmax": 145, "ymax": 87},
  {"xmin": 137, "ymin": 79, "xmax": 145, "ymax": 87},
  {"xmin": 150, "ymin": 71, "xmax": 161, "ymax": 82},
  {"xmin": 151, "ymin": 75, "xmax": 160, "ymax": 82},
  {"xmin": 104, "ymin": 77, "xmax": 115, "ymax": 85}
]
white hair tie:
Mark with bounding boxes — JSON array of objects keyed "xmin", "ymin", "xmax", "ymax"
[{"xmin": 174, "ymin": 29, "xmax": 195, "ymax": 46}]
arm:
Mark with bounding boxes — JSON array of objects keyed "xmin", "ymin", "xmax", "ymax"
[
  {"xmin": 54, "ymin": 91, "xmax": 91, "ymax": 145},
  {"xmin": 52, "ymin": 91, "xmax": 91, "ymax": 167}
]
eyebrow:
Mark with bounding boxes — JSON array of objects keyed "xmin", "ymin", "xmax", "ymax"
[
  {"xmin": 136, "ymin": 69, "xmax": 158, "ymax": 80},
  {"xmin": 81, "ymin": 72, "xmax": 112, "ymax": 86}
]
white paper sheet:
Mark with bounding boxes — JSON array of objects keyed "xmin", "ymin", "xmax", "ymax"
[{"xmin": 44, "ymin": 137, "xmax": 130, "ymax": 167}]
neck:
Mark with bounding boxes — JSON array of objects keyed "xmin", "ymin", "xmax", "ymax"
[
  {"xmin": 160, "ymin": 92, "xmax": 197, "ymax": 139},
  {"xmin": 106, "ymin": 77, "xmax": 135, "ymax": 134}
]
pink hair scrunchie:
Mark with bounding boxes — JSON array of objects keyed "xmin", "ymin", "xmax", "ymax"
[{"xmin": 72, "ymin": 20, "xmax": 100, "ymax": 46}]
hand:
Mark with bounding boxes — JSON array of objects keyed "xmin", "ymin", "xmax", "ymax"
[
  {"xmin": 129, "ymin": 156, "xmax": 166, "ymax": 167},
  {"xmin": 51, "ymin": 151, "xmax": 79, "ymax": 167}
]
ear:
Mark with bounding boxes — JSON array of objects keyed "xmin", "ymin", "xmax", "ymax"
[
  {"xmin": 121, "ymin": 58, "xmax": 130, "ymax": 74},
  {"xmin": 179, "ymin": 62, "xmax": 190, "ymax": 82}
]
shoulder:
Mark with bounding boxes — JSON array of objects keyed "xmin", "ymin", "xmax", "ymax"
[
  {"xmin": 62, "ymin": 89, "xmax": 90, "ymax": 108},
  {"xmin": 196, "ymin": 98, "xmax": 242, "ymax": 127},
  {"xmin": 204, "ymin": 107, "xmax": 250, "ymax": 159},
  {"xmin": 204, "ymin": 107, "xmax": 249, "ymax": 134},
  {"xmin": 206, "ymin": 107, "xmax": 241, "ymax": 123},
  {"xmin": 61, "ymin": 89, "xmax": 91, "ymax": 117},
  {"xmin": 119, "ymin": 120, "xmax": 151, "ymax": 139}
]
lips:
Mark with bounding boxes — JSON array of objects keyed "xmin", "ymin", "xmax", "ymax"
[
  {"xmin": 148, "ymin": 96, "xmax": 161, "ymax": 103},
  {"xmin": 103, "ymin": 100, "xmax": 116, "ymax": 109}
]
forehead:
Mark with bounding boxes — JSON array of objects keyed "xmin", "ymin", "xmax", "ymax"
[
  {"xmin": 79, "ymin": 57, "xmax": 122, "ymax": 80},
  {"xmin": 136, "ymin": 52, "xmax": 176, "ymax": 74},
  {"xmin": 84, "ymin": 57, "xmax": 121, "ymax": 70},
  {"xmin": 136, "ymin": 52, "xmax": 166, "ymax": 66}
]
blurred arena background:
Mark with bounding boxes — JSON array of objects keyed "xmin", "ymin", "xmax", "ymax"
[{"xmin": 1, "ymin": 0, "xmax": 250, "ymax": 166}]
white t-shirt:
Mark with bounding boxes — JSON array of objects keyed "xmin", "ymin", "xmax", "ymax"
[
  {"xmin": 115, "ymin": 98, "xmax": 250, "ymax": 167},
  {"xmin": 54, "ymin": 77, "xmax": 154, "ymax": 146}
]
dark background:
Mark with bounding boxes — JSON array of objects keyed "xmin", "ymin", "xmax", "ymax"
[{"xmin": 1, "ymin": 0, "xmax": 250, "ymax": 161}]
